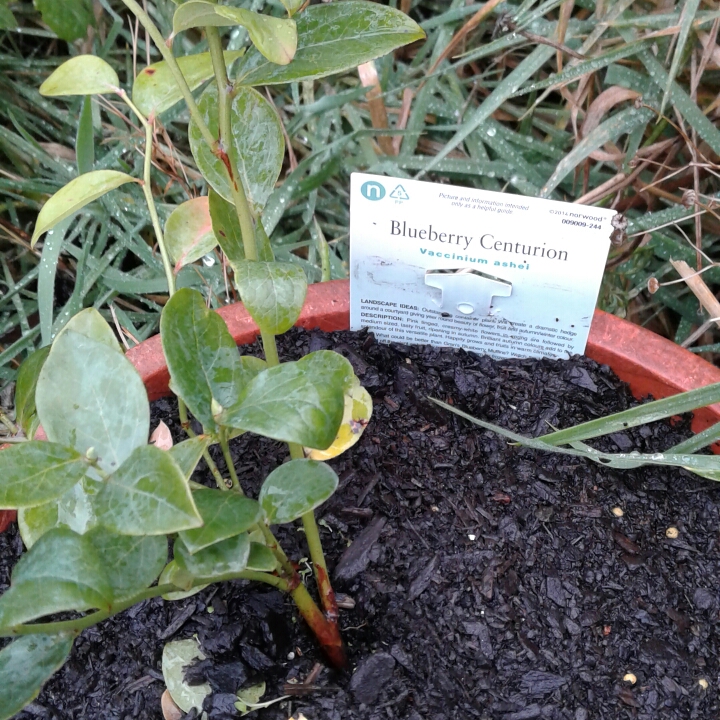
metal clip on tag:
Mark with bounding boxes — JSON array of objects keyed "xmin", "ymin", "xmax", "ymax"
[{"xmin": 425, "ymin": 268, "xmax": 512, "ymax": 317}]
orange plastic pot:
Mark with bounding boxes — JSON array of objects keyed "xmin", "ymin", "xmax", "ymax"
[{"xmin": 2, "ymin": 279, "xmax": 719, "ymax": 533}]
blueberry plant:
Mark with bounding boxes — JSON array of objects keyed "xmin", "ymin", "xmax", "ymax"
[{"xmin": 0, "ymin": 2, "xmax": 424, "ymax": 716}]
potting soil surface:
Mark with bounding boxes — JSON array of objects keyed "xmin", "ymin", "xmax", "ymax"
[{"xmin": 2, "ymin": 328, "xmax": 720, "ymax": 720}]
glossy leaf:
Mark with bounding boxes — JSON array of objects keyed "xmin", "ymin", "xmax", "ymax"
[
  {"xmin": 165, "ymin": 197, "xmax": 217, "ymax": 271},
  {"xmin": 56, "ymin": 477, "xmax": 101, "ymax": 536},
  {"xmin": 209, "ymin": 189, "xmax": 245, "ymax": 265},
  {"xmin": 0, "ymin": 634, "xmax": 74, "ymax": 720},
  {"xmin": 306, "ymin": 381, "xmax": 372, "ymax": 461},
  {"xmin": 32, "ymin": 170, "xmax": 138, "ymax": 246},
  {"xmin": 279, "ymin": 0, "xmax": 304, "ymax": 16},
  {"xmin": 162, "ymin": 638, "xmax": 211, "ymax": 713},
  {"xmin": 246, "ymin": 542, "xmax": 277, "ymax": 572},
  {"xmin": 209, "ymin": 191, "xmax": 276, "ymax": 265},
  {"xmin": 180, "ymin": 488, "xmax": 262, "ymax": 554},
  {"xmin": 36, "ymin": 330, "xmax": 149, "ymax": 473},
  {"xmin": 235, "ymin": 2, "xmax": 425, "ymax": 86},
  {"xmin": 39, "ymin": 55, "xmax": 119, "ymax": 97},
  {"xmin": 14, "ymin": 346, "xmax": 50, "ymax": 437},
  {"xmin": 259, "ymin": 459, "xmax": 338, "ymax": 524},
  {"xmin": 87, "ymin": 528, "xmax": 167, "ymax": 602},
  {"xmin": 189, "ymin": 85, "xmax": 284, "ymax": 213},
  {"xmin": 159, "ymin": 560, "xmax": 207, "ymax": 600},
  {"xmin": 133, "ymin": 50, "xmax": 244, "ymax": 117},
  {"xmin": 174, "ymin": 533, "xmax": 250, "ymax": 579},
  {"xmin": 56, "ymin": 307, "xmax": 121, "ymax": 352},
  {"xmin": 18, "ymin": 502, "xmax": 59, "ymax": 550},
  {"xmin": 254, "ymin": 217, "xmax": 275, "ymax": 262},
  {"xmin": 0, "ymin": 441, "xmax": 88, "ymax": 509},
  {"xmin": 95, "ymin": 445, "xmax": 202, "ymax": 536},
  {"xmin": 35, "ymin": 0, "xmax": 94, "ymax": 42},
  {"xmin": 218, "ymin": 350, "xmax": 354, "ymax": 449},
  {"xmin": 0, "ymin": 528, "xmax": 112, "ymax": 629},
  {"xmin": 169, "ymin": 436, "xmax": 211, "ymax": 480},
  {"xmin": 233, "ymin": 261, "xmax": 306, "ymax": 335},
  {"xmin": 173, "ymin": 2, "xmax": 297, "ymax": 65},
  {"xmin": 161, "ymin": 288, "xmax": 265, "ymax": 431}
]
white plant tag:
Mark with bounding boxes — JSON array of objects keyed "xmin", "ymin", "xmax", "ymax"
[{"xmin": 349, "ymin": 173, "xmax": 615, "ymax": 359}]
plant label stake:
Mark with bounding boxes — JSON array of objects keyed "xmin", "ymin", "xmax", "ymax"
[
  {"xmin": 424, "ymin": 268, "xmax": 512, "ymax": 317},
  {"xmin": 349, "ymin": 173, "xmax": 615, "ymax": 359}
]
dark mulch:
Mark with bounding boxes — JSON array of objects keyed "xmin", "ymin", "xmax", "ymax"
[{"xmin": 2, "ymin": 328, "xmax": 720, "ymax": 720}]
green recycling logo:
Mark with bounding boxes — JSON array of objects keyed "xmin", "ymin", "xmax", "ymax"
[{"xmin": 390, "ymin": 184, "xmax": 409, "ymax": 201}]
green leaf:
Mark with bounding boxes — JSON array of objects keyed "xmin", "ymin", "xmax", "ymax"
[
  {"xmin": 35, "ymin": 0, "xmax": 94, "ymax": 42},
  {"xmin": 160, "ymin": 560, "xmax": 206, "ymax": 600},
  {"xmin": 540, "ymin": 106, "xmax": 653, "ymax": 197},
  {"xmin": 233, "ymin": 261, "xmax": 306, "ymax": 335},
  {"xmin": 246, "ymin": 542, "xmax": 277, "ymax": 572},
  {"xmin": 0, "ymin": 2, "xmax": 17, "ymax": 30},
  {"xmin": 209, "ymin": 189, "xmax": 245, "ymax": 265},
  {"xmin": 538, "ymin": 381, "xmax": 720, "ymax": 447},
  {"xmin": 162, "ymin": 638, "xmax": 211, "ymax": 713},
  {"xmin": 0, "ymin": 528, "xmax": 112, "ymax": 629},
  {"xmin": 36, "ymin": 330, "xmax": 149, "ymax": 473},
  {"xmin": 95, "ymin": 445, "xmax": 202, "ymax": 536},
  {"xmin": 235, "ymin": 2, "xmax": 425, "ymax": 86},
  {"xmin": 254, "ymin": 218, "xmax": 275, "ymax": 262},
  {"xmin": 218, "ymin": 350, "xmax": 353, "ymax": 449},
  {"xmin": 189, "ymin": 85, "xmax": 284, "ymax": 213},
  {"xmin": 180, "ymin": 488, "xmax": 261, "ymax": 554},
  {"xmin": 18, "ymin": 502, "xmax": 59, "ymax": 550},
  {"xmin": 0, "ymin": 441, "xmax": 88, "ymax": 509},
  {"xmin": 306, "ymin": 381, "xmax": 372, "ymax": 461},
  {"xmin": 259, "ymin": 459, "xmax": 338, "ymax": 524},
  {"xmin": 0, "ymin": 634, "xmax": 75, "ymax": 720},
  {"xmin": 39, "ymin": 55, "xmax": 119, "ymax": 97},
  {"xmin": 169, "ymin": 436, "xmax": 211, "ymax": 480},
  {"xmin": 165, "ymin": 197, "xmax": 218, "ymax": 271},
  {"xmin": 14, "ymin": 346, "xmax": 50, "ymax": 437},
  {"xmin": 132, "ymin": 50, "xmax": 244, "ymax": 117},
  {"xmin": 161, "ymin": 287, "xmax": 266, "ymax": 431},
  {"xmin": 279, "ymin": 0, "xmax": 304, "ymax": 16},
  {"xmin": 32, "ymin": 170, "xmax": 138, "ymax": 247},
  {"xmin": 660, "ymin": 0, "xmax": 702, "ymax": 116},
  {"xmin": 87, "ymin": 528, "xmax": 167, "ymax": 602},
  {"xmin": 173, "ymin": 1, "xmax": 297, "ymax": 65},
  {"xmin": 174, "ymin": 533, "xmax": 250, "ymax": 579},
  {"xmin": 57, "ymin": 307, "xmax": 122, "ymax": 352},
  {"xmin": 55, "ymin": 477, "xmax": 101, "ymax": 535},
  {"xmin": 76, "ymin": 95, "xmax": 95, "ymax": 174}
]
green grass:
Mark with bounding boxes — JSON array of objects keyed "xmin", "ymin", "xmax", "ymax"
[{"xmin": 2, "ymin": 0, "xmax": 720, "ymax": 393}]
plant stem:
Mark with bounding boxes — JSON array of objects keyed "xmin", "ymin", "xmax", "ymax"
[
  {"xmin": 0, "ymin": 409, "xmax": 18, "ymax": 435},
  {"xmin": 0, "ymin": 571, "xmax": 290, "ymax": 638},
  {"xmin": 178, "ymin": 400, "xmax": 229, "ymax": 490},
  {"xmin": 118, "ymin": 90, "xmax": 175, "ymax": 295},
  {"xmin": 219, "ymin": 426, "xmax": 240, "ymax": 491},
  {"xmin": 119, "ymin": 0, "xmax": 216, "ymax": 149},
  {"xmin": 301, "ymin": 510, "xmax": 339, "ymax": 620},
  {"xmin": 291, "ymin": 582, "xmax": 346, "ymax": 668},
  {"xmin": 288, "ymin": 439, "xmax": 338, "ymax": 620},
  {"xmin": 258, "ymin": 522, "xmax": 298, "ymax": 579},
  {"xmin": 206, "ymin": 27, "xmax": 258, "ymax": 260},
  {"xmin": 260, "ymin": 330, "xmax": 280, "ymax": 367}
]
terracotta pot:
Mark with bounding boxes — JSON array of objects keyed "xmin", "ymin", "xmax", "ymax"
[{"xmin": 2, "ymin": 278, "xmax": 719, "ymax": 533}]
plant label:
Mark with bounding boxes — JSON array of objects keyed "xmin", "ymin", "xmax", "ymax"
[{"xmin": 349, "ymin": 173, "xmax": 615, "ymax": 359}]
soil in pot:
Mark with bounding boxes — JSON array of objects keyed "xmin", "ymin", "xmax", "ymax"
[{"xmin": 2, "ymin": 327, "xmax": 719, "ymax": 720}]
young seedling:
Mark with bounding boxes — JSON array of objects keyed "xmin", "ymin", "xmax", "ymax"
[{"xmin": 0, "ymin": 2, "xmax": 424, "ymax": 716}]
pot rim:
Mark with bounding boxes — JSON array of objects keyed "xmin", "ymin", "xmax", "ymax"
[{"xmin": 2, "ymin": 279, "xmax": 719, "ymax": 533}]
